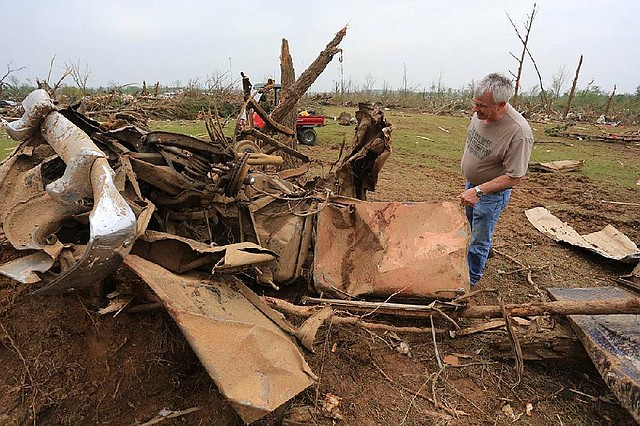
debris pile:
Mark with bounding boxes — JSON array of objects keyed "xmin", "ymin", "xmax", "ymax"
[{"xmin": 0, "ymin": 81, "xmax": 471, "ymax": 422}]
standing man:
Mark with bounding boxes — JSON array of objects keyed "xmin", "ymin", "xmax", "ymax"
[{"xmin": 459, "ymin": 73, "xmax": 534, "ymax": 286}]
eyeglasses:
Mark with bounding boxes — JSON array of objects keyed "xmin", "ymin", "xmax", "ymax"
[{"xmin": 472, "ymin": 102, "xmax": 496, "ymax": 110}]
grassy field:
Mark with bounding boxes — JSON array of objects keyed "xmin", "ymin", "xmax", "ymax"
[{"xmin": 1, "ymin": 107, "xmax": 638, "ymax": 189}]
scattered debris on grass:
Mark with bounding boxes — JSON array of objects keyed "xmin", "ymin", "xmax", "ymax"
[{"xmin": 525, "ymin": 206, "xmax": 640, "ymax": 262}]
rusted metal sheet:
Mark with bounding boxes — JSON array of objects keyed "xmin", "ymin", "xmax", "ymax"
[
  {"xmin": 124, "ymin": 254, "xmax": 315, "ymax": 424},
  {"xmin": 548, "ymin": 287, "xmax": 640, "ymax": 423},
  {"xmin": 314, "ymin": 200, "xmax": 469, "ymax": 298},
  {"xmin": 526, "ymin": 207, "xmax": 640, "ymax": 262},
  {"xmin": 249, "ymin": 195, "xmax": 315, "ymax": 283}
]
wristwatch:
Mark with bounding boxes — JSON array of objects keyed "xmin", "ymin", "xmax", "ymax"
[{"xmin": 474, "ymin": 186, "xmax": 484, "ymax": 198}]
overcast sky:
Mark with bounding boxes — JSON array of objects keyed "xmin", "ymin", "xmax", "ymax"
[{"xmin": 4, "ymin": 0, "xmax": 640, "ymax": 94}]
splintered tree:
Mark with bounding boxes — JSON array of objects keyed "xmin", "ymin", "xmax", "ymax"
[
  {"xmin": 271, "ymin": 26, "xmax": 346, "ymax": 123},
  {"xmin": 238, "ymin": 27, "xmax": 347, "ymax": 167},
  {"xmin": 507, "ymin": 3, "xmax": 544, "ymax": 109},
  {"xmin": 37, "ymin": 56, "xmax": 72, "ymax": 98},
  {"xmin": 279, "ymin": 38, "xmax": 298, "ymax": 153},
  {"xmin": 604, "ymin": 84, "xmax": 616, "ymax": 117},
  {"xmin": 67, "ymin": 59, "xmax": 92, "ymax": 98},
  {"xmin": 564, "ymin": 54, "xmax": 583, "ymax": 119}
]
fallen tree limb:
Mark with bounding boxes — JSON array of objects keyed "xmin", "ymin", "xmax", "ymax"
[
  {"xmin": 248, "ymin": 97, "xmax": 295, "ymax": 136},
  {"xmin": 301, "ymin": 296, "xmax": 447, "ymax": 318},
  {"xmin": 301, "ymin": 295, "xmax": 640, "ymax": 320},
  {"xmin": 246, "ymin": 128, "xmax": 309, "ymax": 162},
  {"xmin": 474, "ymin": 320, "xmax": 584, "ymax": 361},
  {"xmin": 263, "ymin": 296, "xmax": 446, "ymax": 334},
  {"xmin": 462, "ymin": 298, "xmax": 640, "ymax": 318}
]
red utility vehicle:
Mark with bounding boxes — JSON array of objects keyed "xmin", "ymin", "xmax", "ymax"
[{"xmin": 250, "ymin": 82, "xmax": 324, "ymax": 145}]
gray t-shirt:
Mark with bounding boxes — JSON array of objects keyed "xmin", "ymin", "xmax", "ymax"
[{"xmin": 461, "ymin": 104, "xmax": 534, "ymax": 185}]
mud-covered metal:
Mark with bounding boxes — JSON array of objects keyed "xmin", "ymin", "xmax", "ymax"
[
  {"xmin": 0, "ymin": 91, "xmax": 136, "ymax": 293},
  {"xmin": 33, "ymin": 158, "xmax": 137, "ymax": 294},
  {"xmin": 3, "ymin": 89, "xmax": 56, "ymax": 140},
  {"xmin": 314, "ymin": 200, "xmax": 470, "ymax": 298},
  {"xmin": 124, "ymin": 255, "xmax": 315, "ymax": 424}
]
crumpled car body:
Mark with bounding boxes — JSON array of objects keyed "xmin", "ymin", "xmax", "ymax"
[{"xmin": 0, "ymin": 90, "xmax": 137, "ymax": 293}]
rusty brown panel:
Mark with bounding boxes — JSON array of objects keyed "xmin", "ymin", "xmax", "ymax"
[
  {"xmin": 124, "ymin": 255, "xmax": 315, "ymax": 424},
  {"xmin": 249, "ymin": 196, "xmax": 313, "ymax": 283},
  {"xmin": 314, "ymin": 201, "xmax": 470, "ymax": 298}
]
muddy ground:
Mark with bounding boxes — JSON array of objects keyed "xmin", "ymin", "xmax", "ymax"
[{"xmin": 0, "ymin": 135, "xmax": 639, "ymax": 425}]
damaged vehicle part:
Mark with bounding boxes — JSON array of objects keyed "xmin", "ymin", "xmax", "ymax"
[
  {"xmin": 314, "ymin": 200, "xmax": 470, "ymax": 298},
  {"xmin": 124, "ymin": 255, "xmax": 315, "ymax": 424},
  {"xmin": 0, "ymin": 91, "xmax": 137, "ymax": 293}
]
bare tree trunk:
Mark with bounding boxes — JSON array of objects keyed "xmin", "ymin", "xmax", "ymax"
[
  {"xmin": 279, "ymin": 38, "xmax": 300, "ymax": 168},
  {"xmin": 564, "ymin": 54, "xmax": 583, "ymax": 119},
  {"xmin": 271, "ymin": 26, "xmax": 346, "ymax": 123},
  {"xmin": 507, "ymin": 3, "xmax": 538, "ymax": 109},
  {"xmin": 604, "ymin": 84, "xmax": 616, "ymax": 117}
]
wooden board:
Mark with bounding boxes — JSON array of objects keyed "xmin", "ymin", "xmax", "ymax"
[{"xmin": 547, "ymin": 287, "xmax": 640, "ymax": 423}]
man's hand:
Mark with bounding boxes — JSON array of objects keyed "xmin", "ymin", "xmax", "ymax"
[{"xmin": 459, "ymin": 188, "xmax": 479, "ymax": 207}]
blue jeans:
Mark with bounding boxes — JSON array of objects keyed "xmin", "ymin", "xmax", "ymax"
[{"xmin": 464, "ymin": 182, "xmax": 511, "ymax": 285}]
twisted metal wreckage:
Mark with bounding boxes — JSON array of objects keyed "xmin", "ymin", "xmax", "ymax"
[{"xmin": 0, "ymin": 87, "xmax": 469, "ymax": 423}]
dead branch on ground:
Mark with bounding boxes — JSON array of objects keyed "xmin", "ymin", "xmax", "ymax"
[{"xmin": 462, "ymin": 297, "xmax": 640, "ymax": 318}]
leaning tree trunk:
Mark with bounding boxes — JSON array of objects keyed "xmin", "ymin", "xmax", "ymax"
[{"xmin": 564, "ymin": 54, "xmax": 583, "ymax": 119}]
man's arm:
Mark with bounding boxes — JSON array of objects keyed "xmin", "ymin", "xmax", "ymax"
[{"xmin": 459, "ymin": 174, "xmax": 522, "ymax": 207}]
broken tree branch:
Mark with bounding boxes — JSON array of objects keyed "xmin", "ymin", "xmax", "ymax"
[
  {"xmin": 245, "ymin": 128, "xmax": 309, "ymax": 162},
  {"xmin": 263, "ymin": 296, "xmax": 446, "ymax": 334},
  {"xmin": 247, "ymin": 97, "xmax": 295, "ymax": 136},
  {"xmin": 462, "ymin": 297, "xmax": 640, "ymax": 318},
  {"xmin": 500, "ymin": 297, "xmax": 524, "ymax": 384},
  {"xmin": 604, "ymin": 84, "xmax": 616, "ymax": 117},
  {"xmin": 507, "ymin": 3, "xmax": 538, "ymax": 108}
]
